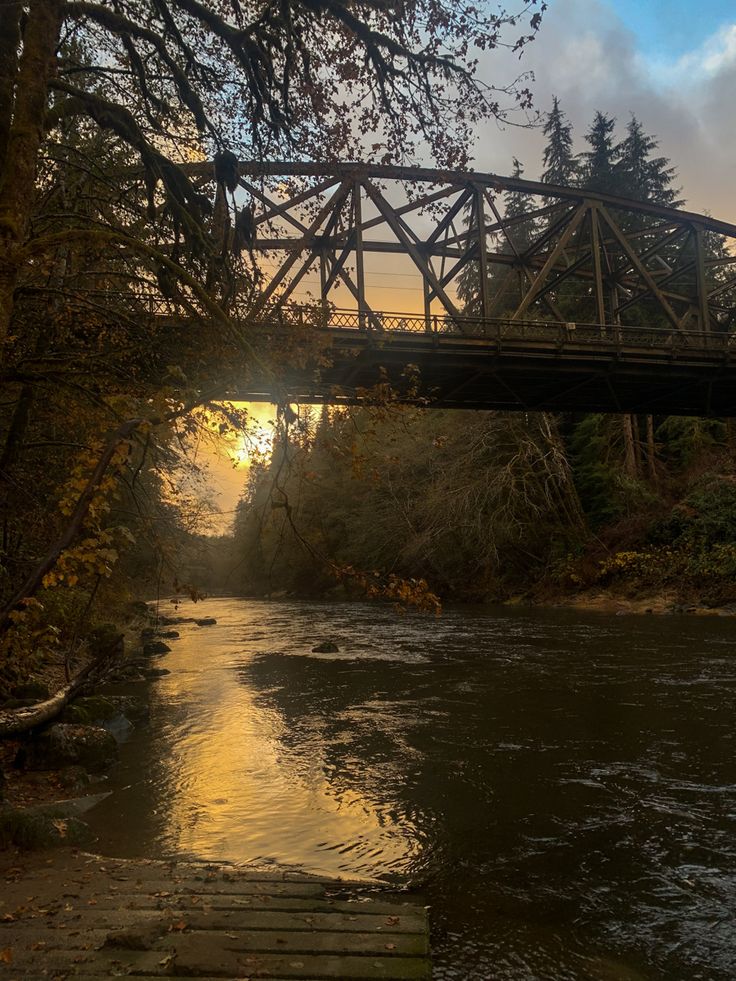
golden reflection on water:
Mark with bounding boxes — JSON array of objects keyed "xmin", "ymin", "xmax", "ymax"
[{"xmin": 152, "ymin": 611, "xmax": 419, "ymax": 878}]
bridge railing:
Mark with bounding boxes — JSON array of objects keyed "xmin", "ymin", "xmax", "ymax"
[
  {"xmin": 252, "ymin": 304, "xmax": 733, "ymax": 354},
  {"xmin": 67, "ymin": 290, "xmax": 735, "ymax": 355}
]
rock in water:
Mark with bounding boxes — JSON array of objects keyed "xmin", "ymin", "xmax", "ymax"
[
  {"xmin": 104, "ymin": 695, "xmax": 150, "ymax": 722},
  {"xmin": 194, "ymin": 617, "xmax": 217, "ymax": 626},
  {"xmin": 312, "ymin": 641, "xmax": 340, "ymax": 653},
  {"xmin": 143, "ymin": 640, "xmax": 171, "ymax": 656}
]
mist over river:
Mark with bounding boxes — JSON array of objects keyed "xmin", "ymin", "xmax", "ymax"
[{"xmin": 88, "ymin": 598, "xmax": 736, "ymax": 979}]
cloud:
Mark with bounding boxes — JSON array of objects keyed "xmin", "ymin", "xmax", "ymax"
[
  {"xmin": 669, "ymin": 22, "xmax": 736, "ymax": 80},
  {"xmin": 472, "ymin": 0, "xmax": 736, "ymax": 223}
]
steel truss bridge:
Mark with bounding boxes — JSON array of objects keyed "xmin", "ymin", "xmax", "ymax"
[{"xmin": 185, "ymin": 161, "xmax": 736, "ymax": 415}]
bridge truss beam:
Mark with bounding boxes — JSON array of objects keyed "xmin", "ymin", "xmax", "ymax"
[{"xmin": 182, "ymin": 161, "xmax": 736, "ymax": 337}]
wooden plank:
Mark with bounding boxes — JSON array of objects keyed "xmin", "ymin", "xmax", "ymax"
[
  {"xmin": 49, "ymin": 878, "xmax": 330, "ymax": 896},
  {"xmin": 4, "ymin": 926, "xmax": 427, "ymax": 956},
  {"xmin": 11, "ymin": 893, "xmax": 422, "ymax": 916},
  {"xmin": 4, "ymin": 906, "xmax": 427, "ymax": 935},
  {"xmin": 2, "ymin": 947, "xmax": 431, "ymax": 979},
  {"xmin": 1, "ymin": 976, "xmax": 319, "ymax": 981},
  {"xmin": 6, "ymin": 857, "xmax": 339, "ymax": 884}
]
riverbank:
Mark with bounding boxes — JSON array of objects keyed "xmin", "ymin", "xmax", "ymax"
[
  {"xmin": 514, "ymin": 589, "xmax": 736, "ymax": 617},
  {"xmin": 0, "ymin": 604, "xmax": 171, "ymax": 846},
  {"xmin": 254, "ymin": 581, "xmax": 736, "ymax": 618}
]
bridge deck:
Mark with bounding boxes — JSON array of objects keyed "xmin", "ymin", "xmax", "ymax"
[
  {"xmin": 234, "ymin": 318, "xmax": 736, "ymax": 416},
  {"xmin": 0, "ymin": 851, "xmax": 430, "ymax": 979}
]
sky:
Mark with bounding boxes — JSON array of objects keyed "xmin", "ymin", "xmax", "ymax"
[
  {"xmin": 474, "ymin": 0, "xmax": 736, "ymax": 221},
  {"xmin": 609, "ymin": 0, "xmax": 734, "ymax": 57}
]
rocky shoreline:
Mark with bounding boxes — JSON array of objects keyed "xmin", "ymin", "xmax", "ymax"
[
  {"xmin": 512, "ymin": 589, "xmax": 736, "ymax": 617},
  {"xmin": 0, "ymin": 604, "xmax": 217, "ymax": 853}
]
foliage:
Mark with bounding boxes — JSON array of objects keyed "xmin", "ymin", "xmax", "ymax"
[
  {"xmin": 579, "ymin": 111, "xmax": 620, "ymax": 195},
  {"xmin": 541, "ymin": 96, "xmax": 577, "ymax": 186},
  {"xmin": 617, "ymin": 116, "xmax": 682, "ymax": 208},
  {"xmin": 655, "ymin": 417, "xmax": 726, "ymax": 470},
  {"xmin": 233, "ymin": 405, "xmax": 585, "ymax": 601},
  {"xmin": 648, "ymin": 477, "xmax": 736, "ymax": 549},
  {"xmin": 569, "ymin": 415, "xmax": 624, "ymax": 528}
]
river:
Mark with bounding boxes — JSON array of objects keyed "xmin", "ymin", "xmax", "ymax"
[{"xmin": 87, "ymin": 598, "xmax": 736, "ymax": 980}]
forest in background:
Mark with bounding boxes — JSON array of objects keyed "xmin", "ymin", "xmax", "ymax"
[{"xmin": 227, "ymin": 104, "xmax": 736, "ymax": 610}]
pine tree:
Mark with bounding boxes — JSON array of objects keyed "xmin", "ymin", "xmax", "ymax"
[
  {"xmin": 570, "ymin": 415, "xmax": 624, "ymax": 527},
  {"xmin": 496, "ymin": 158, "xmax": 540, "ymax": 312},
  {"xmin": 504, "ymin": 157, "xmax": 538, "ymax": 253},
  {"xmin": 457, "ymin": 158, "xmax": 539, "ymax": 316},
  {"xmin": 579, "ymin": 112, "xmax": 620, "ymax": 195},
  {"xmin": 617, "ymin": 116, "xmax": 682, "ymax": 207},
  {"xmin": 541, "ymin": 97, "xmax": 577, "ymax": 186}
]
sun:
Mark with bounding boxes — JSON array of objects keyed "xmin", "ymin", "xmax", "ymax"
[{"xmin": 224, "ymin": 404, "xmax": 275, "ymax": 469}]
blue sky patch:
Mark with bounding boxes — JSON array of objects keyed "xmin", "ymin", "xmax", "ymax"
[{"xmin": 601, "ymin": 0, "xmax": 734, "ymax": 56}]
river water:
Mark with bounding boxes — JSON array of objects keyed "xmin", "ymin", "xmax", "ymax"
[{"xmin": 88, "ymin": 598, "xmax": 736, "ymax": 980}]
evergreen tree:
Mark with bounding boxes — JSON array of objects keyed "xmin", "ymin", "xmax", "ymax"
[
  {"xmin": 617, "ymin": 116, "xmax": 682, "ymax": 207},
  {"xmin": 504, "ymin": 157, "xmax": 538, "ymax": 252},
  {"xmin": 579, "ymin": 112, "xmax": 621, "ymax": 195},
  {"xmin": 541, "ymin": 97, "xmax": 578, "ymax": 186},
  {"xmin": 570, "ymin": 415, "xmax": 623, "ymax": 528},
  {"xmin": 457, "ymin": 158, "xmax": 540, "ymax": 316},
  {"xmin": 491, "ymin": 157, "xmax": 540, "ymax": 313}
]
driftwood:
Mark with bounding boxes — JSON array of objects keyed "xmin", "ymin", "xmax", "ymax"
[{"xmin": 0, "ymin": 635, "xmax": 123, "ymax": 739}]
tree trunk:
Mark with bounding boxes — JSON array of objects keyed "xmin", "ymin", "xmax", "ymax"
[
  {"xmin": 632, "ymin": 414, "xmax": 642, "ymax": 471},
  {"xmin": 0, "ymin": 0, "xmax": 63, "ymax": 352},
  {"xmin": 622, "ymin": 414, "xmax": 638, "ymax": 478},
  {"xmin": 645, "ymin": 414, "xmax": 657, "ymax": 483},
  {"xmin": 0, "ymin": 637, "xmax": 123, "ymax": 738},
  {"xmin": 0, "ymin": 2, "xmax": 23, "ymax": 169}
]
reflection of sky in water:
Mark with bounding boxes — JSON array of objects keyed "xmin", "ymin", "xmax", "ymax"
[
  {"xmin": 90, "ymin": 597, "xmax": 736, "ymax": 980},
  {"xmin": 156, "ymin": 630, "xmax": 421, "ymax": 876}
]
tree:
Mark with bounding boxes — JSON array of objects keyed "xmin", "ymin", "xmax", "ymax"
[
  {"xmin": 617, "ymin": 116, "xmax": 681, "ymax": 208},
  {"xmin": 0, "ymin": 0, "xmax": 547, "ymax": 634},
  {"xmin": 541, "ymin": 96, "xmax": 577, "ymax": 187},
  {"xmin": 234, "ymin": 404, "xmax": 584, "ymax": 601},
  {"xmin": 457, "ymin": 156, "xmax": 538, "ymax": 317},
  {"xmin": 579, "ymin": 111, "xmax": 619, "ymax": 195}
]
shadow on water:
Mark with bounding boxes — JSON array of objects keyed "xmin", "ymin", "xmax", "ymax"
[{"xmin": 88, "ymin": 599, "xmax": 736, "ymax": 980}]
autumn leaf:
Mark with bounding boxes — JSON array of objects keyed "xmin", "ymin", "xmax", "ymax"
[{"xmin": 51, "ymin": 818, "xmax": 68, "ymax": 837}]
